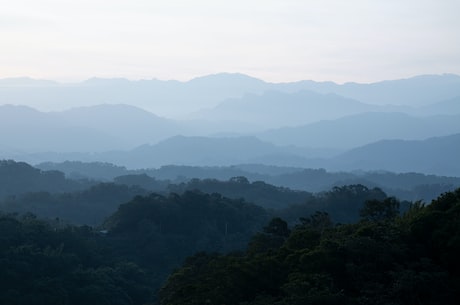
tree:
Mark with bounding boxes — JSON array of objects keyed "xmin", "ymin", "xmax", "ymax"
[
  {"xmin": 360, "ymin": 197, "xmax": 400, "ymax": 222},
  {"xmin": 263, "ymin": 217, "xmax": 290, "ymax": 237}
]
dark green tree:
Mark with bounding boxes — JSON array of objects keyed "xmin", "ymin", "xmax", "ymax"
[{"xmin": 360, "ymin": 197, "xmax": 400, "ymax": 222}]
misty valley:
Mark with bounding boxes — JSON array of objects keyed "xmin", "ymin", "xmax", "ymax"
[{"xmin": 1, "ymin": 74, "xmax": 460, "ymax": 304}]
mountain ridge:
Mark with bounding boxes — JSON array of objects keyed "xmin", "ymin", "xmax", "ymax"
[{"xmin": 1, "ymin": 73, "xmax": 459, "ymax": 116}]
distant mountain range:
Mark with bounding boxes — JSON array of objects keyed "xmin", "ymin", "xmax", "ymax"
[
  {"xmin": 1, "ymin": 73, "xmax": 460, "ymax": 117},
  {"xmin": 2, "ymin": 73, "xmax": 460, "ymax": 176},
  {"xmin": 34, "ymin": 160, "xmax": 460, "ymax": 202},
  {"xmin": 191, "ymin": 90, "xmax": 384, "ymax": 128},
  {"xmin": 2, "ymin": 103, "xmax": 459, "ymax": 153},
  {"xmin": 258, "ymin": 112, "xmax": 460, "ymax": 148},
  {"xmin": 0, "ymin": 104, "xmax": 181, "ymax": 152},
  {"xmin": 331, "ymin": 133, "xmax": 460, "ymax": 177},
  {"xmin": 7, "ymin": 133, "xmax": 460, "ymax": 177}
]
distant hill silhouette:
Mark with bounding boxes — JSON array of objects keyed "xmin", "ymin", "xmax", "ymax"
[
  {"xmin": 0, "ymin": 160, "xmax": 90, "ymax": 197},
  {"xmin": 1, "ymin": 73, "xmax": 459, "ymax": 117},
  {"xmin": 51, "ymin": 104, "xmax": 182, "ymax": 147},
  {"xmin": 258, "ymin": 112, "xmax": 460, "ymax": 148},
  {"xmin": 331, "ymin": 133, "xmax": 460, "ymax": 176},
  {"xmin": 414, "ymin": 96, "xmax": 460, "ymax": 116},
  {"xmin": 109, "ymin": 135, "xmax": 313, "ymax": 168},
  {"xmin": 192, "ymin": 90, "xmax": 385, "ymax": 128},
  {"xmin": 0, "ymin": 105, "xmax": 121, "ymax": 152},
  {"xmin": 6, "ymin": 131, "xmax": 460, "ymax": 178},
  {"xmin": 0, "ymin": 104, "xmax": 190, "ymax": 152}
]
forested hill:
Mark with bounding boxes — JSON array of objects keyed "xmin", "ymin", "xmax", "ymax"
[
  {"xmin": 167, "ymin": 176, "xmax": 314, "ymax": 209},
  {"xmin": 36, "ymin": 161, "xmax": 460, "ymax": 202},
  {"xmin": 0, "ymin": 160, "xmax": 91, "ymax": 197},
  {"xmin": 0, "ymin": 184, "xmax": 396, "ymax": 303},
  {"xmin": 159, "ymin": 188, "xmax": 460, "ymax": 305},
  {"xmin": 0, "ymin": 191, "xmax": 270, "ymax": 304},
  {"xmin": 2, "ymin": 187, "xmax": 458, "ymax": 304}
]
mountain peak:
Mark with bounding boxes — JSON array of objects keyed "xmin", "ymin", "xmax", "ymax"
[{"xmin": 188, "ymin": 73, "xmax": 267, "ymax": 85}]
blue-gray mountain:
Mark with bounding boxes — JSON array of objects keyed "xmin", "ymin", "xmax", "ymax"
[
  {"xmin": 11, "ymin": 133, "xmax": 460, "ymax": 177},
  {"xmin": 330, "ymin": 133, "xmax": 460, "ymax": 176},
  {"xmin": 1, "ymin": 73, "xmax": 459, "ymax": 118},
  {"xmin": 2, "ymin": 103, "xmax": 460, "ymax": 154},
  {"xmin": 258, "ymin": 112, "xmax": 460, "ymax": 148},
  {"xmin": 2, "ymin": 73, "xmax": 459, "ymax": 177}
]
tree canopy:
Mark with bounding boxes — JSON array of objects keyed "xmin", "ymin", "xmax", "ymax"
[{"xmin": 159, "ymin": 188, "xmax": 460, "ymax": 305}]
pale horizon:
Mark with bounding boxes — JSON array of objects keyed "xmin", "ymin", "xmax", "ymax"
[
  {"xmin": 1, "ymin": 71, "xmax": 459, "ymax": 86},
  {"xmin": 2, "ymin": 0, "xmax": 460, "ymax": 84}
]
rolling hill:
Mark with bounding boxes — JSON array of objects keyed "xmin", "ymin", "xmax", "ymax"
[{"xmin": 258, "ymin": 112, "xmax": 460, "ymax": 148}]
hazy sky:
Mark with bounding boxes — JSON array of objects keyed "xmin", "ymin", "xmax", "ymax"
[{"xmin": 1, "ymin": 0, "xmax": 459, "ymax": 83}]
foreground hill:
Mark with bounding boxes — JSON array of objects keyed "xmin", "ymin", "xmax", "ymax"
[
  {"xmin": 0, "ymin": 183, "xmax": 397, "ymax": 303},
  {"xmin": 160, "ymin": 188, "xmax": 460, "ymax": 305}
]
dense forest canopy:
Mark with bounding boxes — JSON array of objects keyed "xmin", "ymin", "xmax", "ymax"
[
  {"xmin": 160, "ymin": 188, "xmax": 460, "ymax": 305},
  {"xmin": 1, "ymin": 158, "xmax": 460, "ymax": 304},
  {"xmin": 35, "ymin": 161, "xmax": 460, "ymax": 202},
  {"xmin": 1, "ymin": 182, "xmax": 459, "ymax": 304}
]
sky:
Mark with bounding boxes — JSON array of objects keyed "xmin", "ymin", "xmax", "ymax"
[{"xmin": 1, "ymin": 0, "xmax": 459, "ymax": 83}]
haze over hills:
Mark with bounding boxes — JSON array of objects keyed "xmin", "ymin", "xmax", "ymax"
[
  {"xmin": 0, "ymin": 104, "xmax": 177, "ymax": 152},
  {"xmin": 49, "ymin": 104, "xmax": 183, "ymax": 148},
  {"xmin": 1, "ymin": 73, "xmax": 460, "ymax": 117},
  {"xmin": 292, "ymin": 73, "xmax": 460, "ymax": 106},
  {"xmin": 3, "ymin": 103, "xmax": 460, "ymax": 156},
  {"xmin": 331, "ymin": 133, "xmax": 460, "ymax": 176},
  {"xmin": 191, "ymin": 90, "xmax": 383, "ymax": 128},
  {"xmin": 414, "ymin": 96, "xmax": 460, "ymax": 116},
  {"xmin": 0, "ymin": 105, "xmax": 121, "ymax": 152},
  {"xmin": 6, "ymin": 133, "xmax": 460, "ymax": 177},
  {"xmin": 258, "ymin": 112, "xmax": 460, "ymax": 148},
  {"xmin": 1, "ymin": 73, "xmax": 460, "ymax": 178},
  {"xmin": 0, "ymin": 73, "xmax": 269, "ymax": 117}
]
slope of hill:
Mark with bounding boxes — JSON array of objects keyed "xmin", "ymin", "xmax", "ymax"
[
  {"xmin": 13, "ymin": 130, "xmax": 460, "ymax": 180},
  {"xmin": 159, "ymin": 188, "xmax": 460, "ymax": 305},
  {"xmin": 258, "ymin": 112, "xmax": 460, "ymax": 148},
  {"xmin": 192, "ymin": 90, "xmax": 381, "ymax": 128},
  {"xmin": 50, "ymin": 104, "xmax": 182, "ymax": 147},
  {"xmin": 414, "ymin": 96, "xmax": 460, "ymax": 116},
  {"xmin": 110, "ymin": 136, "xmax": 312, "ymax": 168},
  {"xmin": 37, "ymin": 161, "xmax": 130, "ymax": 181},
  {"xmin": 0, "ymin": 105, "xmax": 123, "ymax": 152},
  {"xmin": 0, "ymin": 160, "xmax": 91, "ymax": 198},
  {"xmin": 293, "ymin": 73, "xmax": 460, "ymax": 106},
  {"xmin": 331, "ymin": 133, "xmax": 460, "ymax": 176},
  {"xmin": 32, "ymin": 160, "xmax": 460, "ymax": 203},
  {"xmin": 0, "ymin": 104, "xmax": 186, "ymax": 152}
]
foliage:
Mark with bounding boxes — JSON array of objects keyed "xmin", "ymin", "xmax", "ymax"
[
  {"xmin": 0, "ymin": 183, "xmax": 149, "ymax": 226},
  {"xmin": 278, "ymin": 184, "xmax": 388, "ymax": 224},
  {"xmin": 0, "ymin": 213, "xmax": 152, "ymax": 305},
  {"xmin": 360, "ymin": 197, "xmax": 400, "ymax": 222},
  {"xmin": 159, "ymin": 188, "xmax": 460, "ymax": 305},
  {"xmin": 168, "ymin": 177, "xmax": 313, "ymax": 209},
  {"xmin": 0, "ymin": 160, "xmax": 91, "ymax": 198}
]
